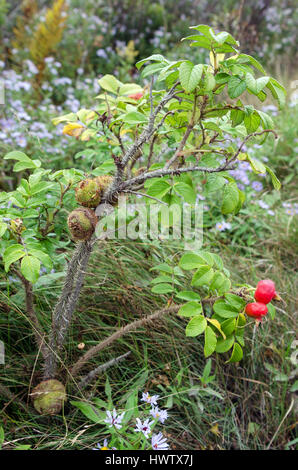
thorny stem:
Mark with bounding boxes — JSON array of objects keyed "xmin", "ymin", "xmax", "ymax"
[{"xmin": 43, "ymin": 80, "xmax": 278, "ymax": 381}]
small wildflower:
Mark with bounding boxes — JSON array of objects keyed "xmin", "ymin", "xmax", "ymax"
[
  {"xmin": 135, "ymin": 418, "xmax": 154, "ymax": 438},
  {"xmin": 150, "ymin": 406, "xmax": 168, "ymax": 424},
  {"xmin": 93, "ymin": 439, "xmax": 116, "ymax": 450},
  {"xmin": 104, "ymin": 409, "xmax": 125, "ymax": 430},
  {"xmin": 141, "ymin": 392, "xmax": 159, "ymax": 405},
  {"xmin": 258, "ymin": 200, "xmax": 270, "ymax": 209},
  {"xmin": 251, "ymin": 181, "xmax": 263, "ymax": 192},
  {"xmin": 151, "ymin": 432, "xmax": 169, "ymax": 450},
  {"xmin": 215, "ymin": 221, "xmax": 231, "ymax": 232}
]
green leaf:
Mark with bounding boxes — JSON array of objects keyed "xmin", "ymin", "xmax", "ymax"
[
  {"xmin": 119, "ymin": 111, "xmax": 148, "ymax": 125},
  {"xmin": 205, "ymin": 174, "xmax": 226, "ymax": 193},
  {"xmin": 176, "ymin": 291, "xmax": 201, "ymax": 301},
  {"xmin": 213, "ymin": 299, "xmax": 239, "ymax": 318},
  {"xmin": 3, "ymin": 245, "xmax": 26, "ymax": 272},
  {"xmin": 146, "ymin": 180, "xmax": 171, "ymax": 198},
  {"xmin": 228, "ymin": 76, "xmax": 246, "ymax": 99},
  {"xmin": 267, "ymin": 303, "xmax": 276, "ymax": 320},
  {"xmin": 265, "ymin": 166, "xmax": 281, "ymax": 190},
  {"xmin": 247, "ymin": 156, "xmax": 266, "ymax": 174},
  {"xmin": 228, "ymin": 343, "xmax": 243, "ymax": 362},
  {"xmin": 204, "ymin": 326, "xmax": 217, "ymax": 357},
  {"xmin": 231, "ymin": 108, "xmax": 245, "ymax": 127},
  {"xmin": 266, "ymin": 79, "xmax": 286, "ymax": 108},
  {"xmin": 257, "ymin": 110, "xmax": 274, "ymax": 130},
  {"xmin": 4, "ymin": 151, "xmax": 31, "ymax": 162},
  {"xmin": 221, "ymin": 182, "xmax": 239, "ymax": 214},
  {"xmin": 21, "ymin": 255, "xmax": 40, "ymax": 284},
  {"xmin": 71, "ymin": 401, "xmax": 104, "ymax": 423},
  {"xmin": 244, "ymin": 112, "xmax": 261, "ymax": 133},
  {"xmin": 191, "ymin": 265, "xmax": 214, "ymax": 287},
  {"xmin": 0, "ymin": 222, "xmax": 8, "ymax": 237},
  {"xmin": 98, "ymin": 74, "xmax": 122, "ymax": 94},
  {"xmin": 221, "ymin": 318, "xmax": 237, "ymax": 336},
  {"xmin": 186, "ymin": 315, "xmax": 207, "ymax": 337},
  {"xmin": 237, "ymin": 54, "xmax": 266, "ymax": 74},
  {"xmin": 224, "ymin": 294, "xmax": 246, "ymax": 311},
  {"xmin": 151, "ymin": 283, "xmax": 174, "ymax": 294},
  {"xmin": 182, "ymin": 35, "xmax": 211, "ymax": 50},
  {"xmin": 136, "ymin": 54, "xmax": 167, "ymax": 69},
  {"xmin": 215, "ymin": 336, "xmax": 234, "ymax": 353},
  {"xmin": 178, "ymin": 301, "xmax": 202, "ymax": 317},
  {"xmin": 27, "ymin": 249, "xmax": 53, "ymax": 269},
  {"xmin": 174, "ymin": 182, "xmax": 196, "ymax": 204},
  {"xmin": 179, "ymin": 62, "xmax": 204, "ymax": 93},
  {"xmin": 179, "ymin": 252, "xmax": 213, "ymax": 270},
  {"xmin": 245, "ymin": 73, "xmax": 269, "ymax": 94}
]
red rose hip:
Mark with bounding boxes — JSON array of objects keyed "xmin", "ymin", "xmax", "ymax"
[
  {"xmin": 245, "ymin": 302, "xmax": 268, "ymax": 319},
  {"xmin": 254, "ymin": 279, "xmax": 276, "ymax": 304}
]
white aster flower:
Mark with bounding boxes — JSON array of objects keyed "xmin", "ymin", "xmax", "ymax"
[
  {"xmin": 150, "ymin": 406, "xmax": 168, "ymax": 424},
  {"xmin": 104, "ymin": 408, "xmax": 125, "ymax": 430},
  {"xmin": 141, "ymin": 392, "xmax": 159, "ymax": 405},
  {"xmin": 135, "ymin": 418, "xmax": 154, "ymax": 438},
  {"xmin": 151, "ymin": 432, "xmax": 169, "ymax": 450}
]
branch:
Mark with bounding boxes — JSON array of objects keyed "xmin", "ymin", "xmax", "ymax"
[
  {"xmin": 43, "ymin": 240, "xmax": 93, "ymax": 379},
  {"xmin": 70, "ymin": 304, "xmax": 180, "ymax": 377},
  {"xmin": 12, "ymin": 270, "xmax": 48, "ymax": 359},
  {"xmin": 77, "ymin": 351, "xmax": 131, "ymax": 390},
  {"xmin": 70, "ymin": 293, "xmax": 225, "ymax": 378}
]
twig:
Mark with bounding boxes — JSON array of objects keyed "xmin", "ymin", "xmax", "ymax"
[
  {"xmin": 122, "ymin": 190, "xmax": 168, "ymax": 205},
  {"xmin": 78, "ymin": 351, "xmax": 131, "ymax": 390},
  {"xmin": 12, "ymin": 270, "xmax": 47, "ymax": 359}
]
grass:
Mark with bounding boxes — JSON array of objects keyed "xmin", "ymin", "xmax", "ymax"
[{"xmin": 0, "ymin": 104, "xmax": 297, "ymax": 450}]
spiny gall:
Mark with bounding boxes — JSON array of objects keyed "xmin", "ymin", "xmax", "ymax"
[
  {"xmin": 254, "ymin": 279, "xmax": 276, "ymax": 304},
  {"xmin": 75, "ymin": 178, "xmax": 101, "ymax": 208},
  {"xmin": 67, "ymin": 207, "xmax": 97, "ymax": 241},
  {"xmin": 245, "ymin": 302, "xmax": 268, "ymax": 320}
]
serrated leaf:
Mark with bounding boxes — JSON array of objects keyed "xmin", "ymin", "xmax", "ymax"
[
  {"xmin": 191, "ymin": 265, "xmax": 214, "ymax": 287},
  {"xmin": 21, "ymin": 255, "xmax": 40, "ymax": 284},
  {"xmin": 213, "ymin": 299, "xmax": 239, "ymax": 318},
  {"xmin": 228, "ymin": 76, "xmax": 246, "ymax": 99},
  {"xmin": 221, "ymin": 182, "xmax": 239, "ymax": 214},
  {"xmin": 179, "ymin": 62, "xmax": 203, "ymax": 93},
  {"xmin": 244, "ymin": 112, "xmax": 261, "ymax": 133},
  {"xmin": 176, "ymin": 291, "xmax": 201, "ymax": 301},
  {"xmin": 178, "ymin": 301, "xmax": 202, "ymax": 317},
  {"xmin": 151, "ymin": 283, "xmax": 174, "ymax": 294}
]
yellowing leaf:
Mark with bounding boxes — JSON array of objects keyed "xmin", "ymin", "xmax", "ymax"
[
  {"xmin": 62, "ymin": 123, "xmax": 85, "ymax": 138},
  {"xmin": 207, "ymin": 318, "xmax": 226, "ymax": 339}
]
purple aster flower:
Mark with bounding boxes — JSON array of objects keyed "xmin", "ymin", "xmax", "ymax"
[{"xmin": 251, "ymin": 181, "xmax": 263, "ymax": 192}]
